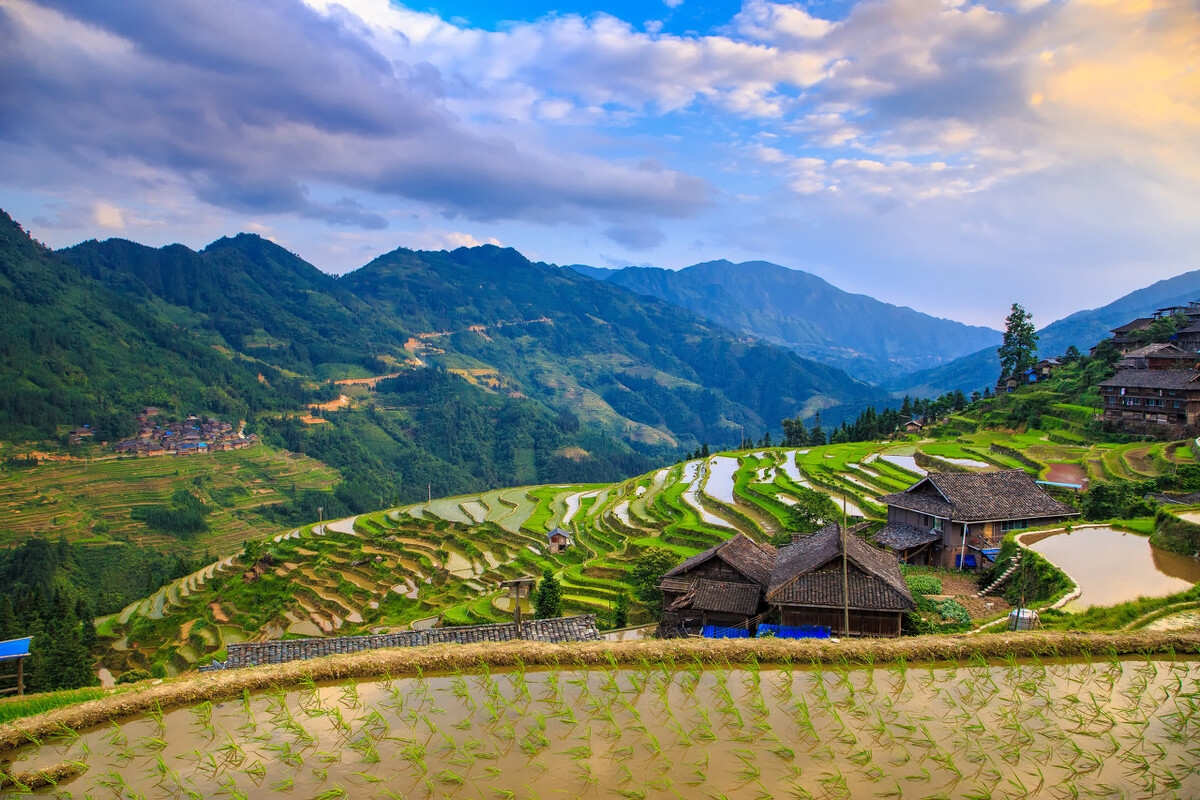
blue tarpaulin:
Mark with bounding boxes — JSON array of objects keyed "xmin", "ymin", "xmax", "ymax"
[
  {"xmin": 702, "ymin": 625, "xmax": 750, "ymax": 639},
  {"xmin": 0, "ymin": 637, "xmax": 32, "ymax": 661},
  {"xmin": 955, "ymin": 554, "xmax": 978, "ymax": 569},
  {"xmin": 981, "ymin": 548, "xmax": 1001, "ymax": 562},
  {"xmin": 756, "ymin": 624, "xmax": 831, "ymax": 640}
]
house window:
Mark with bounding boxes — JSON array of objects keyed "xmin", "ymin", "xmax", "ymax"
[
  {"xmin": 1175, "ymin": 401, "xmax": 1183, "ymax": 409},
  {"xmin": 932, "ymin": 518, "xmax": 945, "ymax": 532},
  {"xmin": 1001, "ymin": 520, "xmax": 1028, "ymax": 532}
]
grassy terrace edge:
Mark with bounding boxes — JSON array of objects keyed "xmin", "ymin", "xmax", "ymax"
[{"xmin": 2, "ymin": 630, "xmax": 1199, "ymax": 753}]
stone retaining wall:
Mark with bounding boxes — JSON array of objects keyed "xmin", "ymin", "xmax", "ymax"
[{"xmin": 205, "ymin": 615, "xmax": 600, "ymax": 670}]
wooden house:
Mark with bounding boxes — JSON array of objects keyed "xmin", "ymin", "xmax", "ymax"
[
  {"xmin": 546, "ymin": 528, "xmax": 572, "ymax": 554},
  {"xmin": 659, "ymin": 533, "xmax": 776, "ymax": 636},
  {"xmin": 766, "ymin": 524, "xmax": 914, "ymax": 638},
  {"xmin": 1116, "ymin": 343, "xmax": 1196, "ymax": 371},
  {"xmin": 1098, "ymin": 369, "xmax": 1200, "ymax": 430},
  {"xmin": 878, "ymin": 470, "xmax": 1078, "ymax": 569}
]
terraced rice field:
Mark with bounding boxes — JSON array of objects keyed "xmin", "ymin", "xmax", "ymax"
[
  {"xmin": 10, "ymin": 656, "xmax": 1199, "ymax": 799},
  {"xmin": 100, "ymin": 430, "xmax": 1195, "ymax": 674},
  {"xmin": 0, "ymin": 444, "xmax": 339, "ymax": 552}
]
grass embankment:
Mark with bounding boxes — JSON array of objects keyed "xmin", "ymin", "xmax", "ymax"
[
  {"xmin": 0, "ymin": 687, "xmax": 109, "ymax": 725},
  {"xmin": 4, "ymin": 631, "xmax": 1199, "ymax": 753}
]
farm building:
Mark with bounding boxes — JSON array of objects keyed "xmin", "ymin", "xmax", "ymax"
[
  {"xmin": 546, "ymin": 527, "xmax": 572, "ymax": 554},
  {"xmin": 1098, "ymin": 369, "xmax": 1200, "ymax": 432},
  {"xmin": 878, "ymin": 470, "xmax": 1078, "ymax": 569},
  {"xmin": 659, "ymin": 527, "xmax": 917, "ymax": 638},
  {"xmin": 658, "ymin": 533, "xmax": 776, "ymax": 636},
  {"xmin": 767, "ymin": 524, "xmax": 915, "ymax": 638},
  {"xmin": 1115, "ymin": 343, "xmax": 1197, "ymax": 371}
]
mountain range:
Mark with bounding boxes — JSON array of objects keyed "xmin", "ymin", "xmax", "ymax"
[
  {"xmin": 570, "ymin": 260, "xmax": 1002, "ymax": 384},
  {"xmin": 1, "ymin": 210, "xmax": 900, "ymax": 508}
]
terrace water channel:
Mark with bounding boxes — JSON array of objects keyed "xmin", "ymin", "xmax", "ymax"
[
  {"xmin": 9, "ymin": 658, "xmax": 1199, "ymax": 798},
  {"xmin": 1024, "ymin": 525, "xmax": 1200, "ymax": 609}
]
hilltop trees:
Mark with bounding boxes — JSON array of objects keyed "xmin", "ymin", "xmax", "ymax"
[{"xmin": 998, "ymin": 303, "xmax": 1038, "ymax": 380}]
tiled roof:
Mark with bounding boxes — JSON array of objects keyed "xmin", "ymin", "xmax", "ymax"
[
  {"xmin": 1121, "ymin": 343, "xmax": 1193, "ymax": 359},
  {"xmin": 659, "ymin": 577, "xmax": 695, "ymax": 593},
  {"xmin": 1097, "ymin": 370, "xmax": 1200, "ymax": 390},
  {"xmin": 208, "ymin": 616, "xmax": 601, "ymax": 670},
  {"xmin": 691, "ymin": 579, "xmax": 762, "ymax": 615},
  {"xmin": 662, "ymin": 532, "xmax": 776, "ymax": 586},
  {"xmin": 879, "ymin": 470, "xmax": 1080, "ymax": 522},
  {"xmin": 874, "ymin": 522, "xmax": 941, "ymax": 550},
  {"xmin": 1111, "ymin": 318, "xmax": 1153, "ymax": 334},
  {"xmin": 767, "ymin": 524, "xmax": 914, "ymax": 612}
]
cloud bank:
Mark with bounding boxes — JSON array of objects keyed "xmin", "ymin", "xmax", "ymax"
[{"xmin": 0, "ymin": 0, "xmax": 1196, "ymax": 325}]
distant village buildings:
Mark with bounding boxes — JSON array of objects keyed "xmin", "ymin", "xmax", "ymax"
[{"xmin": 113, "ymin": 409, "xmax": 254, "ymax": 456}]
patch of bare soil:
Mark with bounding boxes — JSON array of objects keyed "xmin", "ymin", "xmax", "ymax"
[{"xmin": 939, "ymin": 571, "xmax": 1012, "ymax": 621}]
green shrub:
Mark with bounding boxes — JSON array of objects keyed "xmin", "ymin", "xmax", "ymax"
[
  {"xmin": 905, "ymin": 574, "xmax": 943, "ymax": 595},
  {"xmin": 115, "ymin": 668, "xmax": 152, "ymax": 685},
  {"xmin": 937, "ymin": 599, "xmax": 971, "ymax": 625}
]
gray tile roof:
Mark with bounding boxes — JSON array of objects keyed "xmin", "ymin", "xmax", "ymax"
[
  {"xmin": 874, "ymin": 522, "xmax": 942, "ymax": 550},
  {"xmin": 691, "ymin": 579, "xmax": 762, "ymax": 616},
  {"xmin": 1121, "ymin": 343, "xmax": 1193, "ymax": 359},
  {"xmin": 1097, "ymin": 369, "xmax": 1200, "ymax": 390},
  {"xmin": 207, "ymin": 616, "xmax": 602, "ymax": 670},
  {"xmin": 662, "ymin": 532, "xmax": 776, "ymax": 586},
  {"xmin": 767, "ymin": 524, "xmax": 914, "ymax": 612},
  {"xmin": 879, "ymin": 470, "xmax": 1080, "ymax": 522}
]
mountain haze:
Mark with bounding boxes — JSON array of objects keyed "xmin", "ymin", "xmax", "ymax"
[
  {"xmin": 574, "ymin": 259, "xmax": 1001, "ymax": 384},
  {"xmin": 888, "ymin": 268, "xmax": 1200, "ymax": 397}
]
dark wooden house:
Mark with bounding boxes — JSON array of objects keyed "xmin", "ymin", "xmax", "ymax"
[
  {"xmin": 1098, "ymin": 369, "xmax": 1200, "ymax": 430},
  {"xmin": 879, "ymin": 470, "xmax": 1078, "ymax": 569},
  {"xmin": 659, "ymin": 533, "xmax": 776, "ymax": 636},
  {"xmin": 765, "ymin": 524, "xmax": 914, "ymax": 638}
]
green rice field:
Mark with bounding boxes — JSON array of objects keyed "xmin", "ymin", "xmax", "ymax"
[{"xmin": 7, "ymin": 655, "xmax": 1199, "ymax": 798}]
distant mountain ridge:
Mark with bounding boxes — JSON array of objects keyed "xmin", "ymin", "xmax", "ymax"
[
  {"xmin": 887, "ymin": 269, "xmax": 1200, "ymax": 397},
  {"xmin": 569, "ymin": 259, "xmax": 1001, "ymax": 384},
  {"xmin": 0, "ymin": 210, "xmax": 896, "ymax": 500}
]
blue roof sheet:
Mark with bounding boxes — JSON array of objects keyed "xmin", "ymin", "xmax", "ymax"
[{"xmin": 0, "ymin": 637, "xmax": 32, "ymax": 660}]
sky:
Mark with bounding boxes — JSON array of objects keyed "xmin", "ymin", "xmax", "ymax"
[{"xmin": 0, "ymin": 0, "xmax": 1197, "ymax": 329}]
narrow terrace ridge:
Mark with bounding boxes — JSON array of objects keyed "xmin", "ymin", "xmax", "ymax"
[{"xmin": 207, "ymin": 615, "xmax": 601, "ymax": 670}]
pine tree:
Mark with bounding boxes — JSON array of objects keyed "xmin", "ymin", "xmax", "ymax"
[
  {"xmin": 809, "ymin": 412, "xmax": 826, "ymax": 446},
  {"xmin": 533, "ymin": 568, "xmax": 562, "ymax": 619},
  {"xmin": 613, "ymin": 592, "xmax": 629, "ymax": 628},
  {"xmin": 998, "ymin": 302, "xmax": 1038, "ymax": 380}
]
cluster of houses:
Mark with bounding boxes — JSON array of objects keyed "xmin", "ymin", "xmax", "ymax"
[
  {"xmin": 1094, "ymin": 303, "xmax": 1200, "ymax": 435},
  {"xmin": 114, "ymin": 409, "xmax": 254, "ymax": 457},
  {"xmin": 658, "ymin": 469, "xmax": 1078, "ymax": 638}
]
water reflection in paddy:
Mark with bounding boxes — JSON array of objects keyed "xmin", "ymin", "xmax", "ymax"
[
  {"xmin": 10, "ymin": 659, "xmax": 1200, "ymax": 798},
  {"xmin": 1025, "ymin": 525, "xmax": 1200, "ymax": 609}
]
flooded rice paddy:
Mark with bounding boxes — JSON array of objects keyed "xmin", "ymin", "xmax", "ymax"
[
  {"xmin": 10, "ymin": 657, "xmax": 1200, "ymax": 798},
  {"xmin": 1026, "ymin": 526, "xmax": 1200, "ymax": 609}
]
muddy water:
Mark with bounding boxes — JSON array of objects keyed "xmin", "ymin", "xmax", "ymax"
[
  {"xmin": 1027, "ymin": 526, "xmax": 1200, "ymax": 609},
  {"xmin": 15, "ymin": 659, "xmax": 1200, "ymax": 799},
  {"xmin": 1044, "ymin": 462, "xmax": 1088, "ymax": 486}
]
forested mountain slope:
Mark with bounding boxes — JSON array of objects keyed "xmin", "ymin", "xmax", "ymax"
[{"xmin": 578, "ymin": 259, "xmax": 1001, "ymax": 383}]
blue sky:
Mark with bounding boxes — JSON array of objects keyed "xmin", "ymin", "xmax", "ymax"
[{"xmin": 0, "ymin": 0, "xmax": 1197, "ymax": 328}]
